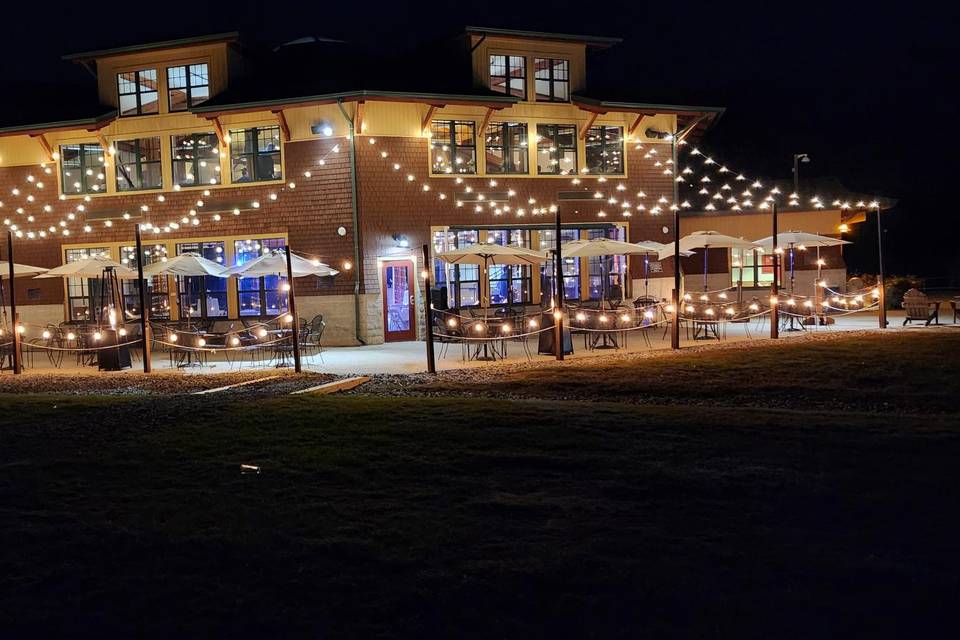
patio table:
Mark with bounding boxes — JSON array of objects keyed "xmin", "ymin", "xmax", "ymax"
[{"xmin": 465, "ymin": 318, "xmax": 506, "ymax": 362}]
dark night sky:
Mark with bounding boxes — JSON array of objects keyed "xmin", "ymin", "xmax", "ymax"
[{"xmin": 4, "ymin": 0, "xmax": 957, "ymax": 278}]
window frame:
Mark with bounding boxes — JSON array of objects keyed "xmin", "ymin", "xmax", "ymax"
[
  {"xmin": 114, "ymin": 137, "xmax": 162, "ymax": 192},
  {"xmin": 166, "ymin": 63, "xmax": 211, "ymax": 112},
  {"xmin": 175, "ymin": 241, "xmax": 228, "ymax": 319},
  {"xmin": 585, "ymin": 125, "xmax": 625, "ymax": 175},
  {"xmin": 430, "ymin": 120, "xmax": 477, "ymax": 175},
  {"xmin": 536, "ymin": 124, "xmax": 578, "ymax": 176},
  {"xmin": 170, "ymin": 132, "xmax": 221, "ymax": 187},
  {"xmin": 59, "ymin": 143, "xmax": 107, "ymax": 195},
  {"xmin": 234, "ymin": 238, "xmax": 288, "ymax": 318},
  {"xmin": 534, "ymin": 58, "xmax": 570, "ymax": 102},
  {"xmin": 229, "ymin": 126, "xmax": 283, "ymax": 183},
  {"xmin": 117, "ymin": 68, "xmax": 159, "ymax": 117},
  {"xmin": 484, "ymin": 121, "xmax": 529, "ymax": 174},
  {"xmin": 64, "ymin": 247, "xmax": 110, "ymax": 321},
  {"xmin": 120, "ymin": 244, "xmax": 170, "ymax": 318},
  {"xmin": 488, "ymin": 54, "xmax": 527, "ymax": 99}
]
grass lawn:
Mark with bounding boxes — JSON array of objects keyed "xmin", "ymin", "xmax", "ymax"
[{"xmin": 1, "ymin": 331, "xmax": 959, "ymax": 637}]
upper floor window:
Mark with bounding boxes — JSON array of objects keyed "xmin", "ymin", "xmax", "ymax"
[
  {"xmin": 585, "ymin": 125, "xmax": 624, "ymax": 174},
  {"xmin": 485, "ymin": 122, "xmax": 528, "ymax": 174},
  {"xmin": 430, "ymin": 120, "xmax": 476, "ymax": 174},
  {"xmin": 534, "ymin": 58, "xmax": 570, "ymax": 102},
  {"xmin": 536, "ymin": 124, "xmax": 577, "ymax": 175},
  {"xmin": 115, "ymin": 137, "xmax": 162, "ymax": 191},
  {"xmin": 167, "ymin": 63, "xmax": 210, "ymax": 111},
  {"xmin": 235, "ymin": 238, "xmax": 288, "ymax": 317},
  {"xmin": 60, "ymin": 143, "xmax": 106, "ymax": 194},
  {"xmin": 118, "ymin": 69, "xmax": 158, "ymax": 116},
  {"xmin": 229, "ymin": 126, "xmax": 282, "ymax": 183},
  {"xmin": 171, "ymin": 132, "xmax": 221, "ymax": 187},
  {"xmin": 489, "ymin": 55, "xmax": 526, "ymax": 99}
]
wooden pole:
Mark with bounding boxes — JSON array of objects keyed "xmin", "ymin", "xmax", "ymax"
[
  {"xmin": 134, "ymin": 225, "xmax": 152, "ymax": 373},
  {"xmin": 875, "ymin": 204, "xmax": 887, "ymax": 329},
  {"xmin": 770, "ymin": 202, "xmax": 779, "ymax": 339},
  {"xmin": 6, "ymin": 231, "xmax": 22, "ymax": 374},
  {"xmin": 554, "ymin": 207, "xmax": 564, "ymax": 361},
  {"xmin": 284, "ymin": 247, "xmax": 302, "ymax": 373},
  {"xmin": 671, "ymin": 136, "xmax": 681, "ymax": 350},
  {"xmin": 421, "ymin": 244, "xmax": 436, "ymax": 374}
]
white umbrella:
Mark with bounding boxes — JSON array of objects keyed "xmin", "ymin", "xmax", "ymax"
[
  {"xmin": 560, "ymin": 238, "xmax": 662, "ymax": 302},
  {"xmin": 142, "ymin": 253, "xmax": 227, "ymax": 278},
  {"xmin": 752, "ymin": 231, "xmax": 850, "ymax": 251},
  {"xmin": 436, "ymin": 242, "xmax": 546, "ymax": 309},
  {"xmin": 34, "ymin": 256, "xmax": 139, "ymax": 279},
  {"xmin": 658, "ymin": 231, "xmax": 760, "ymax": 291},
  {"xmin": 225, "ymin": 250, "xmax": 339, "ymax": 278},
  {"xmin": 0, "ymin": 263, "xmax": 48, "ymax": 278},
  {"xmin": 754, "ymin": 231, "xmax": 851, "ymax": 294}
]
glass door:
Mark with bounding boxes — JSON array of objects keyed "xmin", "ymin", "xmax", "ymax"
[{"xmin": 381, "ymin": 260, "xmax": 416, "ymax": 342}]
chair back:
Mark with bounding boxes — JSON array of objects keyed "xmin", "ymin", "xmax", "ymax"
[{"xmin": 902, "ymin": 288, "xmax": 929, "ymax": 318}]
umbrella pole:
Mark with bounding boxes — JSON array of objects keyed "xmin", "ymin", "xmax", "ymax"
[
  {"xmin": 284, "ymin": 247, "xmax": 301, "ymax": 373},
  {"xmin": 644, "ymin": 255, "xmax": 649, "ymax": 298},
  {"xmin": 135, "ymin": 225, "xmax": 152, "ymax": 373},
  {"xmin": 703, "ymin": 245, "xmax": 709, "ymax": 292},
  {"xmin": 7, "ymin": 231, "xmax": 21, "ymax": 374}
]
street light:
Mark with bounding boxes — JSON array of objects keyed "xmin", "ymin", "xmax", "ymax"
[{"xmin": 793, "ymin": 153, "xmax": 810, "ymax": 198}]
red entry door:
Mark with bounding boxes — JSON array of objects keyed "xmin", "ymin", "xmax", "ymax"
[{"xmin": 381, "ymin": 260, "xmax": 416, "ymax": 342}]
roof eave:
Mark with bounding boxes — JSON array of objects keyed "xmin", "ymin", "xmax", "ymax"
[
  {"xmin": 0, "ymin": 110, "xmax": 118, "ymax": 138},
  {"xmin": 464, "ymin": 26, "xmax": 622, "ymax": 48},
  {"xmin": 191, "ymin": 90, "xmax": 519, "ymax": 116},
  {"xmin": 62, "ymin": 31, "xmax": 240, "ymax": 63}
]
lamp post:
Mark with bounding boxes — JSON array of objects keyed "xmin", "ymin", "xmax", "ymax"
[
  {"xmin": 134, "ymin": 224, "xmax": 152, "ymax": 373},
  {"xmin": 872, "ymin": 200, "xmax": 887, "ymax": 329},
  {"xmin": 421, "ymin": 243, "xmax": 437, "ymax": 373},
  {"xmin": 792, "ymin": 153, "xmax": 810, "ymax": 199}
]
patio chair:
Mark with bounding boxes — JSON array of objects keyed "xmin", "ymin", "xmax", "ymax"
[
  {"xmin": 300, "ymin": 317, "xmax": 326, "ymax": 360},
  {"xmin": 27, "ymin": 324, "xmax": 65, "ymax": 368},
  {"xmin": 432, "ymin": 311, "xmax": 464, "ymax": 360},
  {"xmin": 901, "ymin": 288, "xmax": 939, "ymax": 326}
]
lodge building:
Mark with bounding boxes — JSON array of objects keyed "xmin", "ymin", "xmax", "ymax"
[{"xmin": 0, "ymin": 28, "xmax": 872, "ymax": 345}]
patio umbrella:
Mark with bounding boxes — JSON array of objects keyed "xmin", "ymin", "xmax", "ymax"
[
  {"xmin": 142, "ymin": 253, "xmax": 228, "ymax": 325},
  {"xmin": 436, "ymin": 242, "xmax": 546, "ymax": 309},
  {"xmin": 658, "ymin": 231, "xmax": 760, "ymax": 291},
  {"xmin": 0, "ymin": 262, "xmax": 48, "ymax": 329},
  {"xmin": 753, "ymin": 231, "xmax": 851, "ymax": 294},
  {"xmin": 34, "ymin": 256, "xmax": 139, "ymax": 279},
  {"xmin": 560, "ymin": 238, "xmax": 663, "ymax": 302},
  {"xmin": 225, "ymin": 250, "xmax": 339, "ymax": 278},
  {"xmin": 35, "ymin": 257, "xmax": 138, "ymax": 326}
]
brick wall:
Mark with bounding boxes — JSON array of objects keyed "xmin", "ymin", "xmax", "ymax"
[
  {"xmin": 354, "ymin": 137, "xmax": 677, "ymax": 294},
  {"xmin": 0, "ymin": 137, "xmax": 357, "ymax": 307}
]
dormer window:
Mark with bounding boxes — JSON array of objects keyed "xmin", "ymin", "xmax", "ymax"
[
  {"xmin": 534, "ymin": 58, "xmax": 570, "ymax": 102},
  {"xmin": 117, "ymin": 69, "xmax": 158, "ymax": 116},
  {"xmin": 489, "ymin": 55, "xmax": 526, "ymax": 99},
  {"xmin": 167, "ymin": 63, "xmax": 210, "ymax": 111}
]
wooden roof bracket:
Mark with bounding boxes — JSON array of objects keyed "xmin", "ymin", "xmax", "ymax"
[
  {"xmin": 627, "ymin": 114, "xmax": 645, "ymax": 139},
  {"xmin": 30, "ymin": 133, "xmax": 55, "ymax": 162},
  {"xmin": 93, "ymin": 130, "xmax": 111, "ymax": 155},
  {"xmin": 578, "ymin": 111, "xmax": 600, "ymax": 140},
  {"xmin": 209, "ymin": 116, "xmax": 228, "ymax": 147},
  {"xmin": 478, "ymin": 106, "xmax": 499, "ymax": 133},
  {"xmin": 354, "ymin": 101, "xmax": 366, "ymax": 135},
  {"xmin": 421, "ymin": 104, "xmax": 444, "ymax": 134},
  {"xmin": 274, "ymin": 109, "xmax": 291, "ymax": 142}
]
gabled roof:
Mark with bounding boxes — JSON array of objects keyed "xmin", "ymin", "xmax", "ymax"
[
  {"xmin": 464, "ymin": 26, "xmax": 622, "ymax": 49},
  {"xmin": 63, "ymin": 32, "xmax": 239, "ymax": 63}
]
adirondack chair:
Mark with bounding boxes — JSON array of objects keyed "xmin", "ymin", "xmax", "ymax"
[{"xmin": 901, "ymin": 288, "xmax": 939, "ymax": 325}]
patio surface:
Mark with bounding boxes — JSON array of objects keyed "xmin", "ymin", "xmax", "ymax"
[{"xmin": 5, "ymin": 309, "xmax": 950, "ymax": 377}]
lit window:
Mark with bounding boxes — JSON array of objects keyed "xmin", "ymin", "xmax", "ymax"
[
  {"xmin": 171, "ymin": 132, "xmax": 221, "ymax": 187},
  {"xmin": 115, "ymin": 137, "xmax": 162, "ymax": 191},
  {"xmin": 541, "ymin": 229, "xmax": 581, "ymax": 302},
  {"xmin": 534, "ymin": 58, "xmax": 570, "ymax": 102},
  {"xmin": 120, "ymin": 244, "xmax": 169, "ymax": 318},
  {"xmin": 117, "ymin": 69, "xmax": 158, "ymax": 116},
  {"xmin": 430, "ymin": 120, "xmax": 476, "ymax": 174},
  {"xmin": 229, "ymin": 126, "xmax": 282, "ymax": 183},
  {"xmin": 60, "ymin": 143, "xmax": 106, "ymax": 195},
  {"xmin": 585, "ymin": 125, "xmax": 624, "ymax": 174},
  {"xmin": 235, "ymin": 238, "xmax": 288, "ymax": 316},
  {"xmin": 489, "ymin": 55, "xmax": 526, "ymax": 98},
  {"xmin": 167, "ymin": 63, "xmax": 210, "ymax": 111},
  {"xmin": 65, "ymin": 247, "xmax": 109, "ymax": 321},
  {"xmin": 176, "ymin": 242, "xmax": 227, "ymax": 318},
  {"xmin": 587, "ymin": 228, "xmax": 626, "ymax": 300},
  {"xmin": 536, "ymin": 124, "xmax": 577, "ymax": 175},
  {"xmin": 485, "ymin": 122, "xmax": 528, "ymax": 174}
]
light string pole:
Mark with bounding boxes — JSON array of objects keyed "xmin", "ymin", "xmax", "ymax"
[
  {"xmin": 6, "ymin": 231, "xmax": 22, "ymax": 374},
  {"xmin": 553, "ymin": 203, "xmax": 564, "ymax": 361},
  {"xmin": 421, "ymin": 243, "xmax": 436, "ymax": 373},
  {"xmin": 873, "ymin": 200, "xmax": 887, "ymax": 329},
  {"xmin": 134, "ymin": 223, "xmax": 152, "ymax": 373},
  {"xmin": 770, "ymin": 201, "xmax": 779, "ymax": 339},
  {"xmin": 284, "ymin": 244, "xmax": 302, "ymax": 373}
]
